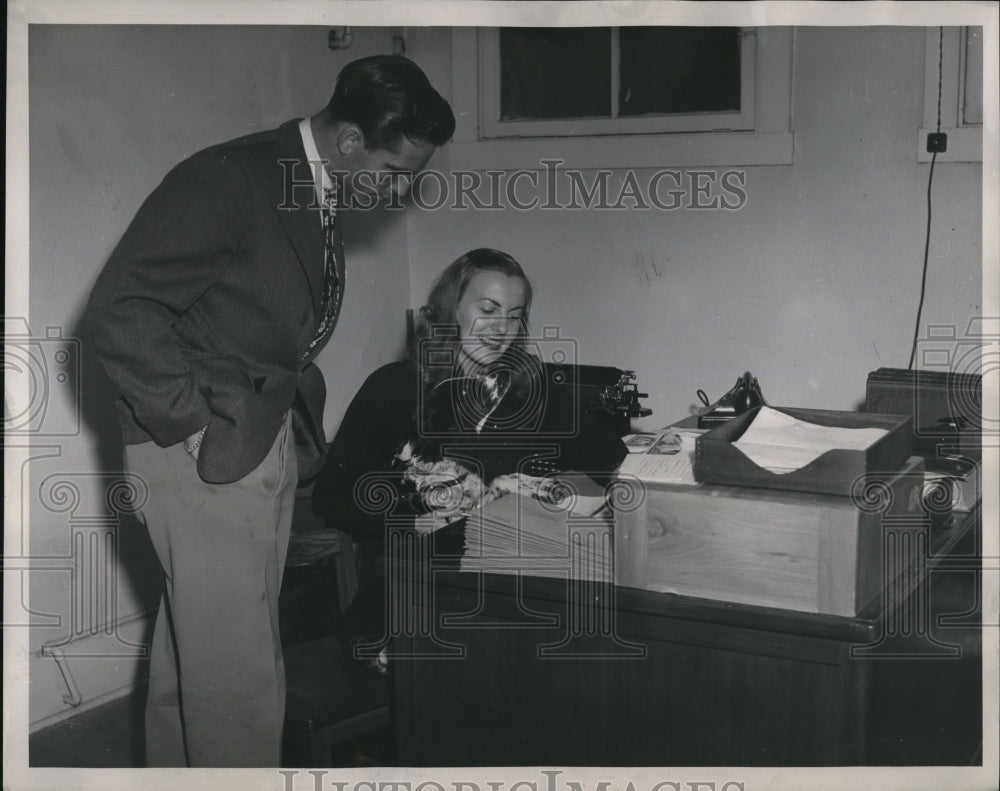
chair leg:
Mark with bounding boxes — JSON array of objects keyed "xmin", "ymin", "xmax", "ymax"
[
  {"xmin": 331, "ymin": 531, "xmax": 360, "ymax": 616},
  {"xmin": 328, "ymin": 557, "xmax": 343, "ymax": 636}
]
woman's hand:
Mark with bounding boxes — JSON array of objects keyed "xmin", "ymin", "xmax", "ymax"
[
  {"xmin": 397, "ymin": 445, "xmax": 486, "ymax": 516},
  {"xmin": 419, "ymin": 468, "xmax": 486, "ymax": 516}
]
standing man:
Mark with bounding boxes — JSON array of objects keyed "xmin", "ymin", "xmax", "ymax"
[{"xmin": 85, "ymin": 55, "xmax": 454, "ymax": 767}]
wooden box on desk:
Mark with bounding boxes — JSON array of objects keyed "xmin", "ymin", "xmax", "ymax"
[
  {"xmin": 694, "ymin": 406, "xmax": 914, "ymax": 496},
  {"xmin": 614, "ymin": 456, "xmax": 926, "ymax": 617}
]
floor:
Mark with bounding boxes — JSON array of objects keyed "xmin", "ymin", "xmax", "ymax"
[
  {"xmin": 30, "ymin": 560, "xmax": 394, "ymax": 768},
  {"xmin": 29, "ymin": 689, "xmax": 147, "ymax": 768},
  {"xmin": 29, "ymin": 686, "xmax": 396, "ymax": 768}
]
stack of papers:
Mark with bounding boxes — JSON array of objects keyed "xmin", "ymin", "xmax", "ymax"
[
  {"xmin": 508, "ymin": 472, "xmax": 610, "ymax": 517},
  {"xmin": 460, "ymin": 486, "xmax": 613, "ymax": 583}
]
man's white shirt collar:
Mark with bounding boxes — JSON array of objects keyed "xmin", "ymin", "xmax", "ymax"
[{"xmin": 298, "ymin": 118, "xmax": 333, "ymax": 209}]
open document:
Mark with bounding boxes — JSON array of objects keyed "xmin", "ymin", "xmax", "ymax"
[{"xmin": 618, "ymin": 427, "xmax": 704, "ymax": 484}]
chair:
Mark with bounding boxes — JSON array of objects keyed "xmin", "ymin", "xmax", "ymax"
[
  {"xmin": 281, "ymin": 530, "xmax": 349, "ymax": 645},
  {"xmin": 280, "ymin": 484, "xmax": 391, "ymax": 767},
  {"xmin": 281, "ymin": 635, "xmax": 391, "ymax": 766},
  {"xmin": 280, "ymin": 483, "xmax": 360, "ymax": 645}
]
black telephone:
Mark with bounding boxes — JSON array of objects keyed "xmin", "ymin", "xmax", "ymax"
[{"xmin": 697, "ymin": 371, "xmax": 768, "ymax": 428}]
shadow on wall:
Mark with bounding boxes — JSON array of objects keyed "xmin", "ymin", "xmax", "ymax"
[{"xmin": 70, "ymin": 305, "xmax": 162, "ymax": 641}]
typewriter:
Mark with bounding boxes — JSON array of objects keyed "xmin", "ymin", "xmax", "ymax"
[{"xmin": 545, "ymin": 363, "xmax": 652, "ymax": 437}]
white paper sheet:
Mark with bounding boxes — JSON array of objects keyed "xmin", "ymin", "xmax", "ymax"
[
  {"xmin": 732, "ymin": 406, "xmax": 888, "ymax": 473},
  {"xmin": 618, "ymin": 429, "xmax": 702, "ymax": 484}
]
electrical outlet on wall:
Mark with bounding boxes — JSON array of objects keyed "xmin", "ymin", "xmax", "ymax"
[{"xmin": 926, "ymin": 132, "xmax": 948, "ymax": 153}]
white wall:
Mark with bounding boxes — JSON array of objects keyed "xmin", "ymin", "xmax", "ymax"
[
  {"xmin": 404, "ymin": 26, "xmax": 983, "ymax": 426},
  {"xmin": 25, "ymin": 24, "xmax": 416, "ymax": 726}
]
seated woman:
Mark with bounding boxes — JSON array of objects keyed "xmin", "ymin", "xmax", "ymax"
[
  {"xmin": 311, "ymin": 248, "xmax": 628, "ymax": 662},
  {"xmin": 313, "ymin": 247, "xmax": 627, "ymax": 523}
]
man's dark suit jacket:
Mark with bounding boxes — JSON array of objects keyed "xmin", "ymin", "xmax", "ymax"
[{"xmin": 86, "ymin": 119, "xmax": 343, "ymax": 484}]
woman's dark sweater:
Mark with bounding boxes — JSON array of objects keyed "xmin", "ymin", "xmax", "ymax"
[{"xmin": 312, "ymin": 360, "xmax": 628, "ymax": 534}]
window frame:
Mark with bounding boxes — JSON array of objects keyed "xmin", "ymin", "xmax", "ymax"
[
  {"xmin": 449, "ymin": 26, "xmax": 794, "ymax": 170},
  {"xmin": 918, "ymin": 26, "xmax": 983, "ymax": 163},
  {"xmin": 479, "ymin": 27, "xmax": 756, "ymax": 138}
]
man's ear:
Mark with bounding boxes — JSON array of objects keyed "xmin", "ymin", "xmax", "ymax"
[{"xmin": 336, "ymin": 124, "xmax": 364, "ymax": 155}]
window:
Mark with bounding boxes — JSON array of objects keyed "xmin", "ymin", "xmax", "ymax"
[
  {"xmin": 486, "ymin": 27, "xmax": 749, "ymax": 137},
  {"xmin": 450, "ymin": 26, "xmax": 794, "ymax": 169},
  {"xmin": 918, "ymin": 26, "xmax": 983, "ymax": 163}
]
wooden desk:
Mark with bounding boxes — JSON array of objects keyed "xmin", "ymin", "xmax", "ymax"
[{"xmin": 389, "ymin": 508, "xmax": 981, "ymax": 766}]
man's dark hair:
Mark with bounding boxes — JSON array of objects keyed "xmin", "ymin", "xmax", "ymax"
[{"xmin": 325, "ymin": 55, "xmax": 455, "ymax": 150}]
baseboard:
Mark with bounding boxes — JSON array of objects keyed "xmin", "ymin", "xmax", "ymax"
[{"xmin": 29, "ymin": 678, "xmax": 148, "ymax": 733}]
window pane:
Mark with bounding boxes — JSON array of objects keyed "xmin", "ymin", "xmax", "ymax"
[
  {"xmin": 500, "ymin": 28, "xmax": 611, "ymax": 120},
  {"xmin": 619, "ymin": 27, "xmax": 741, "ymax": 116}
]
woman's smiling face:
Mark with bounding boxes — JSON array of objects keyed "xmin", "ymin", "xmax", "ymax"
[{"xmin": 454, "ymin": 271, "xmax": 527, "ymax": 372}]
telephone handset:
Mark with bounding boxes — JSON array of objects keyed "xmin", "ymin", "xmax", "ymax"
[{"xmin": 696, "ymin": 371, "xmax": 768, "ymax": 429}]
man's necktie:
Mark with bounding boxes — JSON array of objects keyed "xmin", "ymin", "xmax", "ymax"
[{"xmin": 303, "ymin": 182, "xmax": 344, "ymax": 360}]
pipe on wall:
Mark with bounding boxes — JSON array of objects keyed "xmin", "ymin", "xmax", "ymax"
[{"xmin": 41, "ymin": 644, "xmax": 84, "ymax": 707}]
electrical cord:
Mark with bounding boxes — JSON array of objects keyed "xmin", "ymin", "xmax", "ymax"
[
  {"xmin": 908, "ymin": 26, "xmax": 944, "ymax": 370},
  {"xmin": 908, "ymin": 149, "xmax": 937, "ymax": 370}
]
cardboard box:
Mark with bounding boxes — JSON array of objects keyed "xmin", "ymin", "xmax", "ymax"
[
  {"xmin": 694, "ymin": 406, "xmax": 914, "ymax": 497},
  {"xmin": 615, "ymin": 456, "xmax": 927, "ymax": 616}
]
